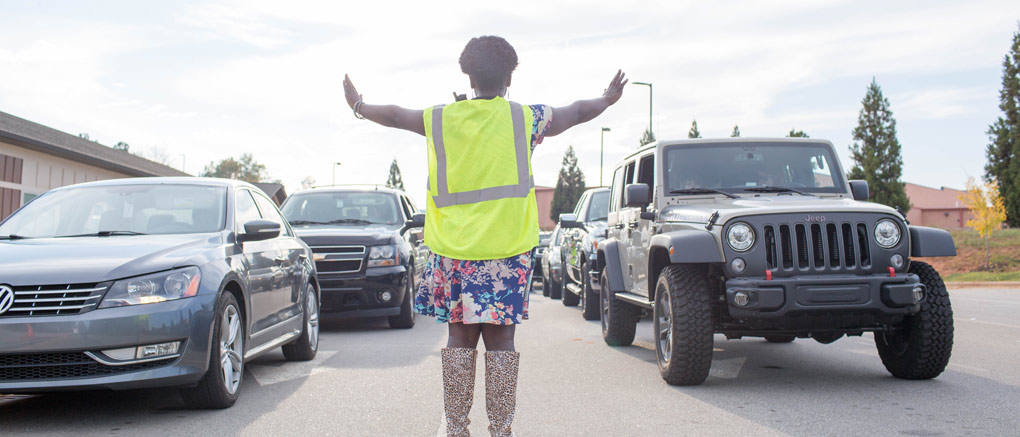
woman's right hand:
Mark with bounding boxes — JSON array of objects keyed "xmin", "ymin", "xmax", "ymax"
[{"xmin": 343, "ymin": 74, "xmax": 363, "ymax": 109}]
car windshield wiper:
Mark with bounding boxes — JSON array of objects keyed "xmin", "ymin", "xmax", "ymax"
[
  {"xmin": 288, "ymin": 220, "xmax": 329, "ymax": 225},
  {"xmin": 55, "ymin": 230, "xmax": 148, "ymax": 238},
  {"xmin": 670, "ymin": 188, "xmax": 740, "ymax": 199},
  {"xmin": 0, "ymin": 234, "xmax": 30, "ymax": 240},
  {"xmin": 743, "ymin": 186, "xmax": 815, "ymax": 196},
  {"xmin": 327, "ymin": 219, "xmax": 375, "ymax": 225}
]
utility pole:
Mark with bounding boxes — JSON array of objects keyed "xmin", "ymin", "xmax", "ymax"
[
  {"xmin": 632, "ymin": 81, "xmax": 653, "ymax": 139},
  {"xmin": 332, "ymin": 162, "xmax": 342, "ymax": 186},
  {"xmin": 600, "ymin": 127, "xmax": 611, "ymax": 186}
]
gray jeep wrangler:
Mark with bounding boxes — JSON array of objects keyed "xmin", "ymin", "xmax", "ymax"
[{"xmin": 597, "ymin": 138, "xmax": 955, "ymax": 386}]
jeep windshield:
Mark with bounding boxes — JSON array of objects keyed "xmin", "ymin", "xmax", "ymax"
[
  {"xmin": 0, "ymin": 184, "xmax": 227, "ymax": 238},
  {"xmin": 664, "ymin": 142, "xmax": 846, "ymax": 195},
  {"xmin": 282, "ymin": 191, "xmax": 402, "ymax": 226}
]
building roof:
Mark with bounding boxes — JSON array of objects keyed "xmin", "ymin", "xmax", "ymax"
[
  {"xmin": 0, "ymin": 110, "xmax": 189, "ymax": 177},
  {"xmin": 905, "ymin": 182, "xmax": 966, "ymax": 210}
]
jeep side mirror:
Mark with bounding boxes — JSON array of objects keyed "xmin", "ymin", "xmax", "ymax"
[
  {"xmin": 559, "ymin": 213, "xmax": 582, "ymax": 229},
  {"xmin": 240, "ymin": 219, "xmax": 280, "ymax": 242},
  {"xmin": 849, "ymin": 180, "xmax": 869, "ymax": 201},
  {"xmin": 625, "ymin": 184, "xmax": 651, "ymax": 209},
  {"xmin": 401, "ymin": 212, "xmax": 425, "ymax": 235}
]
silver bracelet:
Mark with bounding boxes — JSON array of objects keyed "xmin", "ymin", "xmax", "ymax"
[{"xmin": 353, "ymin": 100, "xmax": 366, "ymax": 120}]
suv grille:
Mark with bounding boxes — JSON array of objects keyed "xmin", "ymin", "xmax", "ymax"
[
  {"xmin": 310, "ymin": 245, "xmax": 365, "ymax": 275},
  {"xmin": 1, "ymin": 284, "xmax": 107, "ymax": 317},
  {"xmin": 0, "ymin": 352, "xmax": 170, "ymax": 381},
  {"xmin": 763, "ymin": 222, "xmax": 872, "ymax": 271}
]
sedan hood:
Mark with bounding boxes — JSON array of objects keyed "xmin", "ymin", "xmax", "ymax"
[
  {"xmin": 293, "ymin": 224, "xmax": 399, "ymax": 246},
  {"xmin": 0, "ymin": 234, "xmax": 223, "ymax": 286}
]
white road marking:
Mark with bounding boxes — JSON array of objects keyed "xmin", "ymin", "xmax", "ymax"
[
  {"xmin": 436, "ymin": 412, "xmax": 446, "ymax": 437},
  {"xmin": 247, "ymin": 350, "xmax": 338, "ymax": 386},
  {"xmin": 947, "ymin": 362, "xmax": 989, "ymax": 372},
  {"xmin": 950, "ymin": 296, "xmax": 1020, "ymax": 306},
  {"xmin": 954, "ymin": 317, "xmax": 1020, "ymax": 330},
  {"xmin": 708, "ymin": 357, "xmax": 747, "ymax": 379}
]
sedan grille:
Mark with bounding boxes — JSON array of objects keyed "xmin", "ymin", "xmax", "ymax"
[
  {"xmin": 763, "ymin": 222, "xmax": 872, "ymax": 272},
  {"xmin": 1, "ymin": 284, "xmax": 107, "ymax": 317},
  {"xmin": 0, "ymin": 352, "xmax": 171, "ymax": 381}
]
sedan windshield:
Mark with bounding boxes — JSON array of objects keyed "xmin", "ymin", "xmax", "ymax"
[
  {"xmin": 0, "ymin": 184, "xmax": 227, "ymax": 238},
  {"xmin": 664, "ymin": 143, "xmax": 845, "ymax": 194},
  {"xmin": 282, "ymin": 192, "xmax": 402, "ymax": 226}
]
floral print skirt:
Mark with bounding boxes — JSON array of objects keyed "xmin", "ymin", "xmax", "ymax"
[{"xmin": 414, "ymin": 250, "xmax": 534, "ymax": 325}]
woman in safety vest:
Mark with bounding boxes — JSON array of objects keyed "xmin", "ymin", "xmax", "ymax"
[{"xmin": 343, "ymin": 35, "xmax": 626, "ymax": 437}]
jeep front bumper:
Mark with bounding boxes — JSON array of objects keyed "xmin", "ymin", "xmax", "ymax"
[{"xmin": 724, "ymin": 273, "xmax": 924, "ymax": 320}]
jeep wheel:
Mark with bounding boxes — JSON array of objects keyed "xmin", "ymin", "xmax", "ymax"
[
  {"xmin": 654, "ymin": 265, "xmax": 714, "ymax": 386},
  {"xmin": 388, "ymin": 269, "xmax": 416, "ymax": 329},
  {"xmin": 562, "ymin": 266, "xmax": 581, "ymax": 307},
  {"xmin": 581, "ymin": 266, "xmax": 599, "ymax": 320},
  {"xmin": 764, "ymin": 335, "xmax": 796, "ymax": 343},
  {"xmin": 875, "ymin": 261, "xmax": 953, "ymax": 379},
  {"xmin": 600, "ymin": 271, "xmax": 639, "ymax": 347}
]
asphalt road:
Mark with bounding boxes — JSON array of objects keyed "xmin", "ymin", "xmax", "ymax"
[{"xmin": 2, "ymin": 286, "xmax": 1019, "ymax": 436}]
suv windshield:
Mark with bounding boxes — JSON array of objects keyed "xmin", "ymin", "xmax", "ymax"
[
  {"xmin": 664, "ymin": 143, "xmax": 845, "ymax": 194},
  {"xmin": 282, "ymin": 191, "xmax": 402, "ymax": 226},
  {"xmin": 587, "ymin": 191, "xmax": 610, "ymax": 221},
  {"xmin": 0, "ymin": 184, "xmax": 227, "ymax": 238}
]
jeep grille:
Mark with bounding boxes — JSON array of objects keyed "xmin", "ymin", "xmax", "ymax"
[{"xmin": 762, "ymin": 222, "xmax": 872, "ymax": 271}]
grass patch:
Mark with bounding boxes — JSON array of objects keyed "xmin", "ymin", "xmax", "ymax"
[
  {"xmin": 945, "ymin": 271, "xmax": 1020, "ymax": 282},
  {"xmin": 916, "ymin": 228, "xmax": 1020, "ymax": 281}
]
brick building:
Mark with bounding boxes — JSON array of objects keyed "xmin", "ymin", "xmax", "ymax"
[{"xmin": 904, "ymin": 182, "xmax": 972, "ymax": 229}]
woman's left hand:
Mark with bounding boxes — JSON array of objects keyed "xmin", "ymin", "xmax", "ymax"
[
  {"xmin": 602, "ymin": 70, "xmax": 628, "ymax": 106},
  {"xmin": 343, "ymin": 74, "xmax": 362, "ymax": 109}
]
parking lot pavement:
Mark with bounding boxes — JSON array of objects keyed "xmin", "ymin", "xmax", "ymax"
[{"xmin": 2, "ymin": 287, "xmax": 1018, "ymax": 436}]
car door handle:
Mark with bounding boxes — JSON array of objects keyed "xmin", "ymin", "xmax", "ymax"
[
  {"xmin": 615, "ymin": 223, "xmax": 625, "ymax": 229},
  {"xmin": 628, "ymin": 222, "xmax": 639, "ymax": 229}
]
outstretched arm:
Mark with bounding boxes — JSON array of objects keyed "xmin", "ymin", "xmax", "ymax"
[
  {"xmin": 546, "ymin": 70, "xmax": 627, "ymax": 137},
  {"xmin": 343, "ymin": 74, "xmax": 425, "ymax": 136}
]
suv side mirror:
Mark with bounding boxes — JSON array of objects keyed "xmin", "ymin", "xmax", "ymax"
[
  {"xmin": 559, "ymin": 213, "xmax": 582, "ymax": 229},
  {"xmin": 240, "ymin": 219, "xmax": 280, "ymax": 242},
  {"xmin": 624, "ymin": 184, "xmax": 651, "ymax": 209},
  {"xmin": 401, "ymin": 212, "xmax": 425, "ymax": 235},
  {"xmin": 849, "ymin": 180, "xmax": 869, "ymax": 201}
]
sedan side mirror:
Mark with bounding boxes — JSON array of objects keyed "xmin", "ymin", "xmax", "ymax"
[
  {"xmin": 849, "ymin": 180, "xmax": 869, "ymax": 202},
  {"xmin": 401, "ymin": 212, "xmax": 425, "ymax": 235},
  {"xmin": 240, "ymin": 219, "xmax": 280, "ymax": 242},
  {"xmin": 625, "ymin": 184, "xmax": 651, "ymax": 209},
  {"xmin": 559, "ymin": 213, "xmax": 582, "ymax": 229}
]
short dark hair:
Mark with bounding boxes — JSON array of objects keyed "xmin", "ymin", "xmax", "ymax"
[{"xmin": 459, "ymin": 36, "xmax": 518, "ymax": 91}]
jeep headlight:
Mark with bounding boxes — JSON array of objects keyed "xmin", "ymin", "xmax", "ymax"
[
  {"xmin": 368, "ymin": 245, "xmax": 399, "ymax": 267},
  {"xmin": 99, "ymin": 267, "xmax": 201, "ymax": 308},
  {"xmin": 874, "ymin": 219, "xmax": 901, "ymax": 248},
  {"xmin": 726, "ymin": 222, "xmax": 755, "ymax": 252}
]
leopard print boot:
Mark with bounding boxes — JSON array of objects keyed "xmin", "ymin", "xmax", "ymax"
[
  {"xmin": 442, "ymin": 347, "xmax": 477, "ymax": 437},
  {"xmin": 484, "ymin": 350, "xmax": 520, "ymax": 437}
]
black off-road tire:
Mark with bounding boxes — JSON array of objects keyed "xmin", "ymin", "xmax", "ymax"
[
  {"xmin": 875, "ymin": 260, "xmax": 954, "ymax": 379},
  {"xmin": 388, "ymin": 270, "xmax": 416, "ymax": 329},
  {"xmin": 581, "ymin": 267, "xmax": 600, "ymax": 320},
  {"xmin": 764, "ymin": 335, "xmax": 796, "ymax": 343},
  {"xmin": 283, "ymin": 283, "xmax": 319, "ymax": 361},
  {"xmin": 180, "ymin": 292, "xmax": 243, "ymax": 409},
  {"xmin": 601, "ymin": 271, "xmax": 640, "ymax": 347},
  {"xmin": 548, "ymin": 272, "xmax": 563, "ymax": 299},
  {"xmin": 654, "ymin": 265, "xmax": 714, "ymax": 386}
]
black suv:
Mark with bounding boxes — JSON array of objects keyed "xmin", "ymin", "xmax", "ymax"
[
  {"xmin": 597, "ymin": 138, "xmax": 956, "ymax": 386},
  {"xmin": 281, "ymin": 187, "xmax": 427, "ymax": 329},
  {"xmin": 558, "ymin": 187, "xmax": 610, "ymax": 320}
]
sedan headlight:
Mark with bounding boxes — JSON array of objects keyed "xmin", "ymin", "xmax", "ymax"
[
  {"xmin": 727, "ymin": 222, "xmax": 755, "ymax": 252},
  {"xmin": 99, "ymin": 267, "xmax": 201, "ymax": 308},
  {"xmin": 368, "ymin": 245, "xmax": 399, "ymax": 267},
  {"xmin": 874, "ymin": 219, "xmax": 901, "ymax": 248}
]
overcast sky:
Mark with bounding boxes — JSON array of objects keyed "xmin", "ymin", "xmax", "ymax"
[{"xmin": 2, "ymin": 0, "xmax": 1019, "ymax": 206}]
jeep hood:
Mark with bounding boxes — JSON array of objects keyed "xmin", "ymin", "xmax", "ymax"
[{"xmin": 661, "ymin": 195, "xmax": 901, "ymax": 225}]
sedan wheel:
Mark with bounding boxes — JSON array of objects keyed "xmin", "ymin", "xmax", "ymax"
[
  {"xmin": 220, "ymin": 304, "xmax": 244, "ymax": 394},
  {"xmin": 283, "ymin": 283, "xmax": 319, "ymax": 361},
  {"xmin": 181, "ymin": 292, "xmax": 244, "ymax": 409}
]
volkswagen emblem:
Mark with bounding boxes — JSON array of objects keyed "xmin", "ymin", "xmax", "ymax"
[{"xmin": 0, "ymin": 285, "xmax": 14, "ymax": 315}]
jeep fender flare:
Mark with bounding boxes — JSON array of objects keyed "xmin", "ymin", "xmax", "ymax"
[
  {"xmin": 597, "ymin": 239, "xmax": 626, "ymax": 293},
  {"xmin": 649, "ymin": 230, "xmax": 725, "ymax": 264},
  {"xmin": 908, "ymin": 225, "xmax": 957, "ymax": 257}
]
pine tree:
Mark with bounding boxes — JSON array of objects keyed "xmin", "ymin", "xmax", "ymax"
[
  {"xmin": 387, "ymin": 158, "xmax": 405, "ymax": 191},
  {"xmin": 639, "ymin": 127, "xmax": 656, "ymax": 146},
  {"xmin": 847, "ymin": 78, "xmax": 910, "ymax": 212},
  {"xmin": 731, "ymin": 125, "xmax": 740, "ymax": 137},
  {"xmin": 688, "ymin": 120, "xmax": 701, "ymax": 138},
  {"xmin": 550, "ymin": 146, "xmax": 586, "ymax": 222},
  {"xmin": 985, "ymin": 24, "xmax": 1020, "ymax": 227},
  {"xmin": 787, "ymin": 129, "xmax": 809, "ymax": 138}
]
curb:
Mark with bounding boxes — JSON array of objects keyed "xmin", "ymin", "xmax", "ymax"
[{"xmin": 946, "ymin": 281, "xmax": 1020, "ymax": 289}]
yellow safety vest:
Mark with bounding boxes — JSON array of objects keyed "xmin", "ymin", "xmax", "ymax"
[{"xmin": 423, "ymin": 97, "xmax": 539, "ymax": 260}]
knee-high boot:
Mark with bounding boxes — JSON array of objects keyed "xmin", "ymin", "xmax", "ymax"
[
  {"xmin": 484, "ymin": 350, "xmax": 520, "ymax": 437},
  {"xmin": 442, "ymin": 347, "xmax": 478, "ymax": 437}
]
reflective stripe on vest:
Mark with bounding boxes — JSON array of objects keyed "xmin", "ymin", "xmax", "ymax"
[{"xmin": 430, "ymin": 101, "xmax": 534, "ymax": 208}]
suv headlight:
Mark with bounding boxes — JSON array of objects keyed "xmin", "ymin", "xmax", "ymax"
[
  {"xmin": 726, "ymin": 222, "xmax": 755, "ymax": 252},
  {"xmin": 368, "ymin": 245, "xmax": 399, "ymax": 267},
  {"xmin": 874, "ymin": 219, "xmax": 901, "ymax": 248},
  {"xmin": 99, "ymin": 267, "xmax": 201, "ymax": 308}
]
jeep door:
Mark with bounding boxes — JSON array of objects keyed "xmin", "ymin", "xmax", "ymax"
[
  {"xmin": 609, "ymin": 160, "xmax": 637, "ymax": 291},
  {"xmin": 630, "ymin": 153, "xmax": 656, "ymax": 297}
]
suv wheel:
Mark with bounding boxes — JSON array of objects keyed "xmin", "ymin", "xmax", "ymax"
[
  {"xmin": 549, "ymin": 264, "xmax": 563, "ymax": 300},
  {"xmin": 562, "ymin": 264, "xmax": 581, "ymax": 307},
  {"xmin": 181, "ymin": 292, "xmax": 244, "ymax": 409},
  {"xmin": 600, "ymin": 271, "xmax": 639, "ymax": 346},
  {"xmin": 282, "ymin": 283, "xmax": 319, "ymax": 361},
  {"xmin": 581, "ymin": 266, "xmax": 599, "ymax": 320},
  {"xmin": 875, "ymin": 260, "xmax": 953, "ymax": 379},
  {"xmin": 654, "ymin": 265, "xmax": 714, "ymax": 386},
  {"xmin": 388, "ymin": 269, "xmax": 417, "ymax": 329}
]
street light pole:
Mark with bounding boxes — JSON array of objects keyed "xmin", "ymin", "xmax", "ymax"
[
  {"xmin": 180, "ymin": 154, "xmax": 186, "ymax": 173},
  {"xmin": 332, "ymin": 162, "xmax": 342, "ymax": 186},
  {"xmin": 600, "ymin": 127, "xmax": 611, "ymax": 186},
  {"xmin": 632, "ymin": 81, "xmax": 653, "ymax": 139}
]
